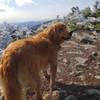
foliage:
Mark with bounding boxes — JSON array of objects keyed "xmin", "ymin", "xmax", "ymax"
[
  {"xmin": 94, "ymin": 23, "xmax": 100, "ymax": 30},
  {"xmin": 71, "ymin": 6, "xmax": 80, "ymax": 15},
  {"xmin": 69, "ymin": 1, "xmax": 100, "ymax": 18},
  {"xmin": 81, "ymin": 7, "xmax": 92, "ymax": 18},
  {"xmin": 93, "ymin": 1, "xmax": 100, "ymax": 11},
  {"xmin": 92, "ymin": 9, "xmax": 100, "ymax": 18},
  {"xmin": 91, "ymin": 0, "xmax": 100, "ymax": 17},
  {"xmin": 67, "ymin": 20, "xmax": 77, "ymax": 31}
]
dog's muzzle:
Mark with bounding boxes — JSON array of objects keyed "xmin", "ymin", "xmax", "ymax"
[{"xmin": 63, "ymin": 31, "xmax": 73, "ymax": 40}]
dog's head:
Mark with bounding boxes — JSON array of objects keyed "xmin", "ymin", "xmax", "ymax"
[{"xmin": 48, "ymin": 22, "xmax": 73, "ymax": 44}]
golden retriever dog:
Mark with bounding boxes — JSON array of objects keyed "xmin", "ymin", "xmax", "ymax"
[{"xmin": 0, "ymin": 22, "xmax": 73, "ymax": 100}]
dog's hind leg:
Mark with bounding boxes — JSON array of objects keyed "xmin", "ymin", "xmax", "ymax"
[
  {"xmin": 33, "ymin": 73, "xmax": 43, "ymax": 100},
  {"xmin": 2, "ymin": 77, "xmax": 23, "ymax": 100}
]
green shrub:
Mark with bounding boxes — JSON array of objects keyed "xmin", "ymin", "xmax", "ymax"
[{"xmin": 94, "ymin": 23, "xmax": 100, "ymax": 30}]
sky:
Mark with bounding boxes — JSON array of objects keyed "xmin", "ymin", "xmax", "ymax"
[{"xmin": 0, "ymin": 0, "xmax": 99, "ymax": 23}]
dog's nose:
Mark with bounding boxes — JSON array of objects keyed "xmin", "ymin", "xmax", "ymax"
[
  {"xmin": 69, "ymin": 30, "xmax": 74, "ymax": 36},
  {"xmin": 64, "ymin": 31, "xmax": 74, "ymax": 40}
]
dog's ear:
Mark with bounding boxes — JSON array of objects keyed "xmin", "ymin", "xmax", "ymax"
[{"xmin": 48, "ymin": 25, "xmax": 59, "ymax": 42}]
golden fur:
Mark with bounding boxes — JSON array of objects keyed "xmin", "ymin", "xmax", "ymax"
[{"xmin": 0, "ymin": 22, "xmax": 72, "ymax": 100}]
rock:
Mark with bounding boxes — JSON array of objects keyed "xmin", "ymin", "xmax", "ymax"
[
  {"xmin": 92, "ymin": 52, "xmax": 98, "ymax": 57},
  {"xmin": 64, "ymin": 95, "xmax": 76, "ymax": 100},
  {"xmin": 72, "ymin": 32, "xmax": 82, "ymax": 40},
  {"xmin": 92, "ymin": 31, "xmax": 98, "ymax": 35},
  {"xmin": 66, "ymin": 51, "xmax": 82, "ymax": 55},
  {"xmin": 63, "ymin": 58, "xmax": 67, "ymax": 63},
  {"xmin": 0, "ymin": 96, "xmax": 4, "ymax": 100},
  {"xmin": 69, "ymin": 72, "xmax": 75, "ymax": 76},
  {"xmin": 85, "ymin": 89, "xmax": 100, "ymax": 95},
  {"xmin": 83, "ymin": 45, "xmax": 96, "ymax": 50},
  {"xmin": 75, "ymin": 57, "xmax": 87, "ymax": 64},
  {"xmin": 58, "ymin": 78, "xmax": 64, "ymax": 82},
  {"xmin": 80, "ymin": 37, "xmax": 94, "ymax": 44},
  {"xmin": 84, "ymin": 53, "xmax": 97, "ymax": 64},
  {"xmin": 43, "ymin": 93, "xmax": 51, "ymax": 100},
  {"xmin": 59, "ymin": 89, "xmax": 67, "ymax": 100},
  {"xmin": 52, "ymin": 90, "xmax": 60, "ymax": 100},
  {"xmin": 76, "ymin": 64, "xmax": 87, "ymax": 71},
  {"xmin": 79, "ymin": 75, "xmax": 85, "ymax": 81},
  {"xmin": 95, "ymin": 75, "xmax": 100, "ymax": 80}
]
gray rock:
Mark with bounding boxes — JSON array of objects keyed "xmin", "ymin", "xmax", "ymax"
[
  {"xmin": 64, "ymin": 95, "xmax": 76, "ymax": 100},
  {"xmin": 85, "ymin": 89, "xmax": 100, "ymax": 95},
  {"xmin": 80, "ymin": 37, "xmax": 94, "ymax": 44},
  {"xmin": 0, "ymin": 96, "xmax": 4, "ymax": 100},
  {"xmin": 59, "ymin": 89, "xmax": 67, "ymax": 99}
]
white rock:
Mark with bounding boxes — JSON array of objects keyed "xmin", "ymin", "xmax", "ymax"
[
  {"xmin": 95, "ymin": 75, "xmax": 100, "ymax": 80},
  {"xmin": 75, "ymin": 57, "xmax": 87, "ymax": 64},
  {"xmin": 63, "ymin": 58, "xmax": 67, "ymax": 63}
]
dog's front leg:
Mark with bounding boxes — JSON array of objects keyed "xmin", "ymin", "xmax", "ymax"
[
  {"xmin": 43, "ymin": 69, "xmax": 50, "ymax": 81},
  {"xmin": 49, "ymin": 62, "xmax": 57, "ymax": 91}
]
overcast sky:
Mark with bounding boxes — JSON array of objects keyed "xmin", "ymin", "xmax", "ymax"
[{"xmin": 0, "ymin": 0, "xmax": 98, "ymax": 22}]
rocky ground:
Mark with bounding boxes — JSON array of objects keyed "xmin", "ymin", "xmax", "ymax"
[
  {"xmin": 27, "ymin": 30, "xmax": 100, "ymax": 100},
  {"xmin": 0, "ymin": 30, "xmax": 100, "ymax": 100}
]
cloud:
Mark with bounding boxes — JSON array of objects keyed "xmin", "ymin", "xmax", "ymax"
[
  {"xmin": 0, "ymin": 0, "xmax": 11, "ymax": 4},
  {"xmin": 15, "ymin": 0, "xmax": 38, "ymax": 7},
  {"xmin": 0, "ymin": 9, "xmax": 6, "ymax": 12},
  {"xmin": 0, "ymin": 0, "xmax": 14, "ymax": 12}
]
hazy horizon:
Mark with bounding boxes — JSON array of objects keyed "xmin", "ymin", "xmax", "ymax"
[{"xmin": 0, "ymin": 0, "xmax": 98, "ymax": 23}]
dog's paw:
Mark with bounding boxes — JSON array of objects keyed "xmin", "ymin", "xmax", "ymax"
[{"xmin": 43, "ymin": 90, "xmax": 59, "ymax": 100}]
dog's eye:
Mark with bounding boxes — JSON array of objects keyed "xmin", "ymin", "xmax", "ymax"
[{"xmin": 59, "ymin": 28, "xmax": 64, "ymax": 32}]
